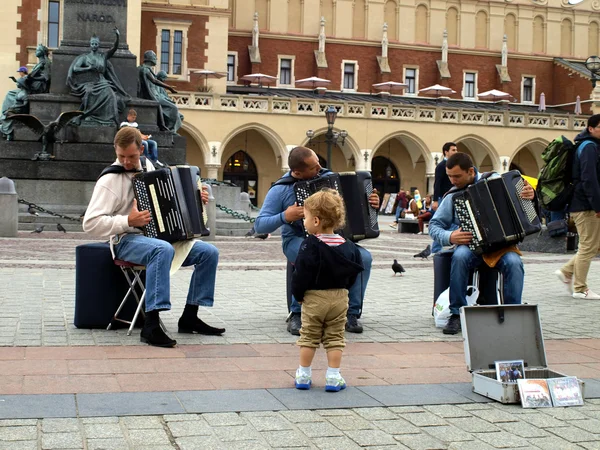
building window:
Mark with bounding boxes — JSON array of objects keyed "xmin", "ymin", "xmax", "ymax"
[
  {"xmin": 153, "ymin": 19, "xmax": 192, "ymax": 80},
  {"xmin": 227, "ymin": 54, "xmax": 236, "ymax": 82},
  {"xmin": 173, "ymin": 31, "xmax": 183, "ymax": 75},
  {"xmin": 343, "ymin": 62, "xmax": 356, "ymax": 90},
  {"xmin": 160, "ymin": 30, "xmax": 170, "ymax": 73},
  {"xmin": 522, "ymin": 76, "xmax": 535, "ymax": 103},
  {"xmin": 279, "ymin": 58, "xmax": 292, "ymax": 85},
  {"xmin": 48, "ymin": 0, "xmax": 60, "ymax": 48},
  {"xmin": 404, "ymin": 68, "xmax": 417, "ymax": 94},
  {"xmin": 464, "ymin": 72, "xmax": 476, "ymax": 98}
]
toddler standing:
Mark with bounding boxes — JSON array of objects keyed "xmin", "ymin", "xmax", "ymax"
[{"xmin": 292, "ymin": 189, "xmax": 364, "ymax": 392}]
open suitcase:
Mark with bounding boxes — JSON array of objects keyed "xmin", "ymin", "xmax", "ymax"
[{"xmin": 460, "ymin": 304, "xmax": 584, "ymax": 404}]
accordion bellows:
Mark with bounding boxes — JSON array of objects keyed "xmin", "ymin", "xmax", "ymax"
[
  {"xmin": 452, "ymin": 170, "xmax": 541, "ymax": 254},
  {"xmin": 293, "ymin": 171, "xmax": 380, "ymax": 242},
  {"xmin": 132, "ymin": 166, "xmax": 210, "ymax": 243}
]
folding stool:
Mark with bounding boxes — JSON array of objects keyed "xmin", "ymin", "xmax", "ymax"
[{"xmin": 108, "ymin": 260, "xmax": 147, "ymax": 336}]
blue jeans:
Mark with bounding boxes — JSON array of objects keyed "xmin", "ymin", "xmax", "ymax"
[
  {"xmin": 283, "ymin": 235, "xmax": 372, "ymax": 316},
  {"xmin": 395, "ymin": 206, "xmax": 405, "ymax": 221},
  {"xmin": 114, "ymin": 234, "xmax": 219, "ymax": 312},
  {"xmin": 449, "ymin": 245, "xmax": 524, "ymax": 315},
  {"xmin": 142, "ymin": 139, "xmax": 158, "ymax": 162}
]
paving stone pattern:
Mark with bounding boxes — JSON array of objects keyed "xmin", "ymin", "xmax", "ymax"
[
  {"xmin": 0, "ymin": 234, "xmax": 598, "ymax": 347},
  {"xmin": 2, "ymin": 402, "xmax": 600, "ymax": 449}
]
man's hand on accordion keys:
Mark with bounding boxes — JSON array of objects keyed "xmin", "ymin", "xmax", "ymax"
[
  {"xmin": 450, "ymin": 227, "xmax": 474, "ymax": 245},
  {"xmin": 128, "ymin": 199, "xmax": 151, "ymax": 227},
  {"xmin": 284, "ymin": 202, "xmax": 304, "ymax": 223},
  {"xmin": 520, "ymin": 180, "xmax": 535, "ymax": 200},
  {"xmin": 368, "ymin": 188, "xmax": 380, "ymax": 209}
]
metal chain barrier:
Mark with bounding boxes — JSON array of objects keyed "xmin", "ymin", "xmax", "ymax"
[
  {"xmin": 215, "ymin": 204, "xmax": 256, "ymax": 223},
  {"xmin": 18, "ymin": 199, "xmax": 83, "ymax": 222}
]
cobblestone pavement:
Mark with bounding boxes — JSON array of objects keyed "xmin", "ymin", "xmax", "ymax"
[
  {"xmin": 1, "ymin": 230, "xmax": 600, "ymax": 449},
  {"xmin": 0, "ymin": 232, "xmax": 598, "ymax": 347},
  {"xmin": 3, "ymin": 401, "xmax": 600, "ymax": 449}
]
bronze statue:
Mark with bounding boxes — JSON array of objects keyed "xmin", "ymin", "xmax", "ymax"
[
  {"xmin": 1, "ymin": 44, "xmax": 52, "ymax": 140},
  {"xmin": 67, "ymin": 28, "xmax": 129, "ymax": 126},
  {"xmin": 137, "ymin": 51, "xmax": 182, "ymax": 134},
  {"xmin": 7, "ymin": 110, "xmax": 83, "ymax": 160},
  {"xmin": 0, "ymin": 77, "xmax": 29, "ymax": 140}
]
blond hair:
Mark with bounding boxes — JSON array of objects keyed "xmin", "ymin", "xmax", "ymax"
[
  {"xmin": 114, "ymin": 126, "xmax": 142, "ymax": 149},
  {"xmin": 303, "ymin": 189, "xmax": 346, "ymax": 230}
]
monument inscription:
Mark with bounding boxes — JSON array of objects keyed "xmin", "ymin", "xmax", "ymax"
[{"xmin": 63, "ymin": 0, "xmax": 127, "ymax": 44}]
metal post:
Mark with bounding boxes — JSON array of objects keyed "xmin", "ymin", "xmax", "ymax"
[{"xmin": 326, "ymin": 126, "xmax": 333, "ymax": 169}]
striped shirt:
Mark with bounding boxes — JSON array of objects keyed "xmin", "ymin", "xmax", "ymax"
[{"xmin": 315, "ymin": 233, "xmax": 346, "ymax": 247}]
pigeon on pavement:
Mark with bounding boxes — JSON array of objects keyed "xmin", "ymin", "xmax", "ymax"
[
  {"xmin": 57, "ymin": 223, "xmax": 66, "ymax": 233},
  {"xmin": 414, "ymin": 244, "xmax": 431, "ymax": 259},
  {"xmin": 31, "ymin": 225, "xmax": 44, "ymax": 234},
  {"xmin": 392, "ymin": 259, "xmax": 405, "ymax": 276},
  {"xmin": 27, "ymin": 205, "xmax": 39, "ymax": 216}
]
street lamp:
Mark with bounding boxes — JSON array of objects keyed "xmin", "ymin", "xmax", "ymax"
[
  {"xmin": 585, "ymin": 56, "xmax": 600, "ymax": 87},
  {"xmin": 305, "ymin": 106, "xmax": 347, "ymax": 169}
]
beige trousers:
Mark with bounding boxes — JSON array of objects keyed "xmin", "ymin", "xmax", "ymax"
[
  {"xmin": 561, "ymin": 211, "xmax": 600, "ymax": 293},
  {"xmin": 297, "ymin": 289, "xmax": 348, "ymax": 352}
]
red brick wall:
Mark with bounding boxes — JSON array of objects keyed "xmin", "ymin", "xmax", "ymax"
[
  {"xmin": 17, "ymin": 0, "xmax": 41, "ymax": 65},
  {"xmin": 552, "ymin": 64, "xmax": 594, "ymax": 115},
  {"xmin": 229, "ymin": 35, "xmax": 593, "ymax": 109},
  {"xmin": 140, "ymin": 11, "xmax": 208, "ymax": 91}
]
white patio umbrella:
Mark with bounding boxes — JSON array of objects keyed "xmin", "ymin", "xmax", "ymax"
[
  {"xmin": 372, "ymin": 81, "xmax": 408, "ymax": 92},
  {"xmin": 477, "ymin": 89, "xmax": 512, "ymax": 102},
  {"xmin": 575, "ymin": 95, "xmax": 582, "ymax": 115},
  {"xmin": 241, "ymin": 73, "xmax": 278, "ymax": 86},
  {"xmin": 538, "ymin": 92, "xmax": 546, "ymax": 112},
  {"xmin": 295, "ymin": 76, "xmax": 331, "ymax": 89},
  {"xmin": 193, "ymin": 70, "xmax": 227, "ymax": 91},
  {"xmin": 419, "ymin": 84, "xmax": 456, "ymax": 97},
  {"xmin": 193, "ymin": 69, "xmax": 227, "ymax": 81}
]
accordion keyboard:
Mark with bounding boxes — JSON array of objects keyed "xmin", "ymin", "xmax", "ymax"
[
  {"xmin": 132, "ymin": 178, "xmax": 159, "ymax": 238},
  {"xmin": 515, "ymin": 177, "xmax": 538, "ymax": 224},
  {"xmin": 365, "ymin": 179, "xmax": 378, "ymax": 230},
  {"xmin": 294, "ymin": 177, "xmax": 342, "ymax": 206},
  {"xmin": 454, "ymin": 196, "xmax": 483, "ymax": 252}
]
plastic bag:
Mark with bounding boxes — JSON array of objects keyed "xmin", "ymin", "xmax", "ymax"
[{"xmin": 433, "ymin": 286, "xmax": 479, "ymax": 328}]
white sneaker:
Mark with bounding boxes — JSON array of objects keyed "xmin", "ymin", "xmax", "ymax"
[
  {"xmin": 555, "ymin": 270, "xmax": 573, "ymax": 294},
  {"xmin": 573, "ymin": 289, "xmax": 600, "ymax": 300},
  {"xmin": 295, "ymin": 369, "xmax": 311, "ymax": 390},
  {"xmin": 325, "ymin": 373, "xmax": 346, "ymax": 392}
]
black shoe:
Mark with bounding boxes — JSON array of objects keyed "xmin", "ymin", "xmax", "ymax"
[
  {"xmin": 443, "ymin": 314, "xmax": 462, "ymax": 335},
  {"xmin": 140, "ymin": 324, "xmax": 177, "ymax": 348},
  {"xmin": 178, "ymin": 316, "xmax": 225, "ymax": 335},
  {"xmin": 287, "ymin": 312, "xmax": 301, "ymax": 336},
  {"xmin": 345, "ymin": 314, "xmax": 363, "ymax": 333}
]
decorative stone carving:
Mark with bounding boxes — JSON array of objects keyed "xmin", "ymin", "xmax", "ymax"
[{"xmin": 249, "ymin": 12, "xmax": 261, "ymax": 63}]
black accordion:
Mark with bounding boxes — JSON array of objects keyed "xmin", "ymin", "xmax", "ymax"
[
  {"xmin": 132, "ymin": 166, "xmax": 210, "ymax": 243},
  {"xmin": 452, "ymin": 170, "xmax": 541, "ymax": 254},
  {"xmin": 293, "ymin": 171, "xmax": 380, "ymax": 242}
]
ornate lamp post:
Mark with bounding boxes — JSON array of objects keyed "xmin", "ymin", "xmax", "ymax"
[
  {"xmin": 585, "ymin": 56, "xmax": 600, "ymax": 87},
  {"xmin": 306, "ymin": 106, "xmax": 347, "ymax": 169}
]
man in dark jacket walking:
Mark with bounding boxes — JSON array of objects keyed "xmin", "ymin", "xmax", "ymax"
[{"xmin": 556, "ymin": 115, "xmax": 600, "ymax": 299}]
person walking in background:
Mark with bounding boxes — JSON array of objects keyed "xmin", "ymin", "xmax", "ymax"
[
  {"xmin": 555, "ymin": 114, "xmax": 600, "ymax": 299},
  {"xmin": 433, "ymin": 142, "xmax": 458, "ymax": 208},
  {"xmin": 389, "ymin": 189, "xmax": 408, "ymax": 229}
]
